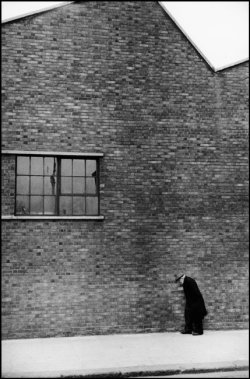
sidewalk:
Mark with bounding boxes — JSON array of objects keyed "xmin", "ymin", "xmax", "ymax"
[{"xmin": 2, "ymin": 330, "xmax": 249, "ymax": 378}]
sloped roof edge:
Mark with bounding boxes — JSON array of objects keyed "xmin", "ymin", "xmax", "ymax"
[
  {"xmin": 1, "ymin": 2, "xmax": 74, "ymax": 24},
  {"xmin": 158, "ymin": 1, "xmax": 216, "ymax": 71},
  {"xmin": 214, "ymin": 58, "xmax": 249, "ymax": 72},
  {"xmin": 2, "ymin": 1, "xmax": 248, "ymax": 72},
  {"xmin": 158, "ymin": 1, "xmax": 249, "ymax": 72}
]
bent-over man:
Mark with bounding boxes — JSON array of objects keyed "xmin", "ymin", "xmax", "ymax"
[{"xmin": 175, "ymin": 274, "xmax": 207, "ymax": 335}]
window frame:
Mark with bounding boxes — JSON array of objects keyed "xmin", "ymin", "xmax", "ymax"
[
  {"xmin": 15, "ymin": 154, "xmax": 101, "ymax": 217},
  {"xmin": 1, "ymin": 150, "xmax": 104, "ymax": 220}
]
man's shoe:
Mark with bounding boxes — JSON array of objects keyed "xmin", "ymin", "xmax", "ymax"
[
  {"xmin": 180, "ymin": 330, "xmax": 192, "ymax": 334},
  {"xmin": 192, "ymin": 331, "xmax": 203, "ymax": 335}
]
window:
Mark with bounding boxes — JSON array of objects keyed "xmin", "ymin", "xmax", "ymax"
[{"xmin": 15, "ymin": 155, "xmax": 100, "ymax": 216}]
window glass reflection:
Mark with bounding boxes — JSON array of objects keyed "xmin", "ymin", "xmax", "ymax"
[
  {"xmin": 31, "ymin": 157, "xmax": 43, "ymax": 175},
  {"xmin": 44, "ymin": 196, "xmax": 56, "ymax": 215},
  {"xmin": 31, "ymin": 176, "xmax": 43, "ymax": 194},
  {"xmin": 86, "ymin": 196, "xmax": 98, "ymax": 215},
  {"xmin": 60, "ymin": 196, "xmax": 72, "ymax": 215},
  {"xmin": 73, "ymin": 159, "xmax": 85, "ymax": 176},
  {"xmin": 44, "ymin": 177, "xmax": 57, "ymax": 195},
  {"xmin": 30, "ymin": 196, "xmax": 43, "ymax": 214},
  {"xmin": 17, "ymin": 156, "xmax": 29, "ymax": 175},
  {"xmin": 16, "ymin": 176, "xmax": 29, "ymax": 194},
  {"xmin": 61, "ymin": 159, "xmax": 72, "ymax": 176},
  {"xmin": 16, "ymin": 196, "xmax": 29, "ymax": 215},
  {"xmin": 86, "ymin": 178, "xmax": 96, "ymax": 194},
  {"xmin": 44, "ymin": 157, "xmax": 57, "ymax": 176},
  {"xmin": 86, "ymin": 160, "xmax": 96, "ymax": 176},
  {"xmin": 61, "ymin": 177, "xmax": 72, "ymax": 194},
  {"xmin": 73, "ymin": 197, "xmax": 85, "ymax": 215},
  {"xmin": 73, "ymin": 178, "xmax": 85, "ymax": 194}
]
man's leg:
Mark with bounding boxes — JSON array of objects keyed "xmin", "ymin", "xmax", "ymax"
[
  {"xmin": 181, "ymin": 307, "xmax": 193, "ymax": 333},
  {"xmin": 192, "ymin": 316, "xmax": 203, "ymax": 335}
]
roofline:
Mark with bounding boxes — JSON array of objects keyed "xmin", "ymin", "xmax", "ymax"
[
  {"xmin": 1, "ymin": 1, "xmax": 75, "ymax": 24},
  {"xmin": 2, "ymin": 0, "xmax": 248, "ymax": 71},
  {"xmin": 214, "ymin": 58, "xmax": 249, "ymax": 72},
  {"xmin": 158, "ymin": 1, "xmax": 249, "ymax": 73},
  {"xmin": 158, "ymin": 1, "xmax": 216, "ymax": 71}
]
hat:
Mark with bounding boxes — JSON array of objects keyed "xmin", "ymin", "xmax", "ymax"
[{"xmin": 175, "ymin": 274, "xmax": 184, "ymax": 283}]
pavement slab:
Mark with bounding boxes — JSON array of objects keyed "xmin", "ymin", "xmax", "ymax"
[{"xmin": 2, "ymin": 329, "xmax": 249, "ymax": 378}]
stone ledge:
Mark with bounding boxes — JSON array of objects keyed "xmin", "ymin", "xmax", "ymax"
[{"xmin": 1, "ymin": 215, "xmax": 105, "ymax": 221}]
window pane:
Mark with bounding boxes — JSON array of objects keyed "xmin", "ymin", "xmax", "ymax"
[
  {"xmin": 16, "ymin": 196, "xmax": 29, "ymax": 215},
  {"xmin": 60, "ymin": 196, "xmax": 72, "ymax": 215},
  {"xmin": 86, "ymin": 177, "xmax": 96, "ymax": 194},
  {"xmin": 17, "ymin": 156, "xmax": 29, "ymax": 175},
  {"xmin": 44, "ymin": 176, "xmax": 57, "ymax": 195},
  {"xmin": 16, "ymin": 176, "xmax": 29, "ymax": 194},
  {"xmin": 31, "ymin": 157, "xmax": 43, "ymax": 175},
  {"xmin": 44, "ymin": 196, "xmax": 56, "ymax": 215},
  {"xmin": 31, "ymin": 176, "xmax": 43, "ymax": 194},
  {"xmin": 44, "ymin": 157, "xmax": 57, "ymax": 176},
  {"xmin": 73, "ymin": 177, "xmax": 85, "ymax": 194},
  {"xmin": 61, "ymin": 159, "xmax": 72, "ymax": 176},
  {"xmin": 73, "ymin": 197, "xmax": 85, "ymax": 215},
  {"xmin": 86, "ymin": 160, "xmax": 96, "ymax": 176},
  {"xmin": 86, "ymin": 196, "xmax": 98, "ymax": 215},
  {"xmin": 61, "ymin": 177, "xmax": 72, "ymax": 194},
  {"xmin": 30, "ymin": 196, "xmax": 43, "ymax": 215},
  {"xmin": 73, "ymin": 159, "xmax": 85, "ymax": 176}
]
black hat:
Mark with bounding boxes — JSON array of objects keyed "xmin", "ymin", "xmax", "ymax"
[{"xmin": 175, "ymin": 274, "xmax": 184, "ymax": 283}]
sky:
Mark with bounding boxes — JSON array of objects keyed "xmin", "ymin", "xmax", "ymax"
[
  {"xmin": 160, "ymin": 1, "xmax": 249, "ymax": 70},
  {"xmin": 1, "ymin": 1, "xmax": 249, "ymax": 71},
  {"xmin": 1, "ymin": 1, "xmax": 72, "ymax": 23}
]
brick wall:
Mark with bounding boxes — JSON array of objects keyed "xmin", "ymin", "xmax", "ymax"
[{"xmin": 2, "ymin": 1, "xmax": 249, "ymax": 339}]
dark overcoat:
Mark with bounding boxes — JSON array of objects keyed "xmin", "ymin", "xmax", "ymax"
[{"xmin": 183, "ymin": 276, "xmax": 207, "ymax": 319}]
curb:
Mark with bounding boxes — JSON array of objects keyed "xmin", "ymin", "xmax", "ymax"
[
  {"xmin": 3, "ymin": 360, "xmax": 249, "ymax": 378},
  {"xmin": 62, "ymin": 362, "xmax": 250, "ymax": 378}
]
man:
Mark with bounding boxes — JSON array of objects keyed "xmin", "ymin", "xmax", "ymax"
[{"xmin": 175, "ymin": 274, "xmax": 207, "ymax": 336}]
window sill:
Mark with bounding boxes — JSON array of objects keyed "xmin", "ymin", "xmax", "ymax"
[{"xmin": 1, "ymin": 215, "xmax": 105, "ymax": 221}]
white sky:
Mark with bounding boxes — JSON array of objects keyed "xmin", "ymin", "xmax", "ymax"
[
  {"xmin": 1, "ymin": 2, "xmax": 71, "ymax": 22},
  {"xmin": 160, "ymin": 1, "xmax": 249, "ymax": 70},
  {"xmin": 1, "ymin": 1, "xmax": 249, "ymax": 71}
]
